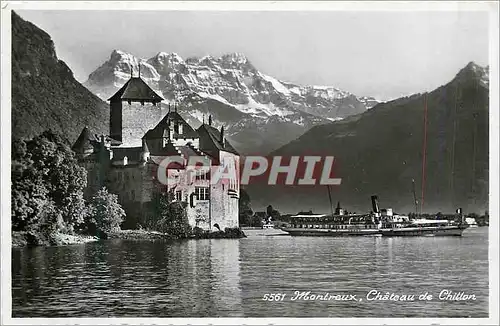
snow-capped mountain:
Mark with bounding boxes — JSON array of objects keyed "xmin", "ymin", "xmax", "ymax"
[{"xmin": 85, "ymin": 50, "xmax": 379, "ymax": 154}]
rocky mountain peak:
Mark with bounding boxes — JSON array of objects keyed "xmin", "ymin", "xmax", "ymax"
[
  {"xmin": 454, "ymin": 61, "xmax": 489, "ymax": 88},
  {"xmin": 218, "ymin": 52, "xmax": 253, "ymax": 70},
  {"xmin": 84, "ymin": 49, "xmax": 380, "ymax": 154},
  {"xmin": 85, "ymin": 49, "xmax": 379, "ymax": 120},
  {"xmin": 147, "ymin": 52, "xmax": 185, "ymax": 74}
]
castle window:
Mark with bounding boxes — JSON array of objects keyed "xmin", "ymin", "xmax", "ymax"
[
  {"xmin": 131, "ymin": 190, "xmax": 136, "ymax": 200},
  {"xmin": 195, "ymin": 186, "xmax": 210, "ymax": 201},
  {"xmin": 176, "ymin": 190, "xmax": 182, "ymax": 202},
  {"xmin": 195, "ymin": 171, "xmax": 209, "ymax": 180}
]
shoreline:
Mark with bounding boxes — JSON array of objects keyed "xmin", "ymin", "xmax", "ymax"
[
  {"xmin": 11, "ymin": 231, "xmax": 99, "ymax": 248},
  {"xmin": 12, "ymin": 227, "xmax": 247, "ymax": 248}
]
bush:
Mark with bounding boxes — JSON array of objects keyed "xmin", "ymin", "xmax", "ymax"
[
  {"xmin": 86, "ymin": 187, "xmax": 125, "ymax": 235},
  {"xmin": 157, "ymin": 201, "xmax": 192, "ymax": 239},
  {"xmin": 24, "ymin": 199, "xmax": 61, "ymax": 246},
  {"xmin": 147, "ymin": 192, "xmax": 192, "ymax": 239}
]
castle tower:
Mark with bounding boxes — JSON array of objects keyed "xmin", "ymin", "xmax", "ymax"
[{"xmin": 108, "ymin": 65, "xmax": 164, "ymax": 146}]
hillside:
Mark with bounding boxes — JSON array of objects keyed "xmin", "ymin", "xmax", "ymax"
[
  {"xmin": 11, "ymin": 11, "xmax": 108, "ymax": 143},
  {"xmin": 247, "ymin": 62, "xmax": 489, "ymax": 215}
]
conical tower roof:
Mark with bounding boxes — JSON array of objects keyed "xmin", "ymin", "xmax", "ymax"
[
  {"xmin": 108, "ymin": 77, "xmax": 163, "ymax": 103},
  {"xmin": 72, "ymin": 126, "xmax": 97, "ymax": 154}
]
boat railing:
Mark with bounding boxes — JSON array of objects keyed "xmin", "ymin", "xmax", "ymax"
[
  {"xmin": 380, "ymin": 219, "xmax": 458, "ymax": 229},
  {"xmin": 291, "ymin": 223, "xmax": 378, "ymax": 230}
]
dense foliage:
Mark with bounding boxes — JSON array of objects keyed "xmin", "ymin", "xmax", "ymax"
[
  {"xmin": 11, "ymin": 131, "xmax": 126, "ymax": 244},
  {"xmin": 86, "ymin": 187, "xmax": 126, "ymax": 234},
  {"xmin": 238, "ymin": 188, "xmax": 255, "ymax": 226},
  {"xmin": 12, "ymin": 131, "xmax": 88, "ymax": 239},
  {"xmin": 147, "ymin": 192, "xmax": 192, "ymax": 238},
  {"xmin": 266, "ymin": 205, "xmax": 281, "ymax": 220}
]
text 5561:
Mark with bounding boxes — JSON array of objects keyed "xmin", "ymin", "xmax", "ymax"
[{"xmin": 262, "ymin": 293, "xmax": 286, "ymax": 301}]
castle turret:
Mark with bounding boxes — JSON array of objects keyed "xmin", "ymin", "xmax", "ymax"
[
  {"xmin": 72, "ymin": 126, "xmax": 97, "ymax": 158},
  {"xmin": 140, "ymin": 139, "xmax": 150, "ymax": 163},
  {"xmin": 220, "ymin": 125, "xmax": 225, "ymax": 148},
  {"xmin": 108, "ymin": 71, "xmax": 163, "ymax": 145}
]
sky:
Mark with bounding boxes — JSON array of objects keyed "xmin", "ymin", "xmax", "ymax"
[{"xmin": 17, "ymin": 9, "xmax": 490, "ymax": 100}]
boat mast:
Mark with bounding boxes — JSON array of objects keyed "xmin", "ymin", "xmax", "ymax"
[
  {"xmin": 420, "ymin": 93, "xmax": 428, "ymax": 214},
  {"xmin": 450, "ymin": 83, "xmax": 459, "ymax": 210},
  {"xmin": 471, "ymin": 76, "xmax": 479, "ymax": 207},
  {"xmin": 326, "ymin": 185, "xmax": 335, "ymax": 216}
]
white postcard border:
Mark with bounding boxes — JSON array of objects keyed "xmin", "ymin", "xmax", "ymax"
[{"xmin": 1, "ymin": 1, "xmax": 498, "ymax": 325}]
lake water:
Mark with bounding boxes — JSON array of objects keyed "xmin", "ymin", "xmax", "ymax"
[{"xmin": 11, "ymin": 227, "xmax": 489, "ymax": 318}]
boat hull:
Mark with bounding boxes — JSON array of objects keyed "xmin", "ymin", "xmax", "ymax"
[
  {"xmin": 281, "ymin": 228, "xmax": 381, "ymax": 237},
  {"xmin": 242, "ymin": 227, "xmax": 289, "ymax": 237},
  {"xmin": 282, "ymin": 225, "xmax": 467, "ymax": 237},
  {"xmin": 380, "ymin": 225, "xmax": 467, "ymax": 237}
]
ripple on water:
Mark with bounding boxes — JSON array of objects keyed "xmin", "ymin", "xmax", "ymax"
[{"xmin": 12, "ymin": 228, "xmax": 489, "ymax": 318}]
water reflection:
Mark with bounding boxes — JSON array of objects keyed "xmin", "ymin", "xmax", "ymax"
[
  {"xmin": 12, "ymin": 228, "xmax": 488, "ymax": 318},
  {"xmin": 12, "ymin": 239, "xmax": 242, "ymax": 317},
  {"xmin": 210, "ymin": 240, "xmax": 243, "ymax": 316}
]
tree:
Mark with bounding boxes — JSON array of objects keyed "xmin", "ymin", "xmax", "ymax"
[
  {"xmin": 86, "ymin": 187, "xmax": 125, "ymax": 234},
  {"xmin": 11, "ymin": 130, "xmax": 88, "ymax": 236},
  {"xmin": 239, "ymin": 188, "xmax": 253, "ymax": 226},
  {"xmin": 265, "ymin": 204, "xmax": 281, "ymax": 222},
  {"xmin": 266, "ymin": 205, "xmax": 274, "ymax": 217},
  {"xmin": 148, "ymin": 192, "xmax": 191, "ymax": 238}
]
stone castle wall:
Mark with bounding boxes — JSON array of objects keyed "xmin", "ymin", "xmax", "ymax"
[
  {"xmin": 210, "ymin": 151, "xmax": 240, "ymax": 230},
  {"xmin": 121, "ymin": 103, "xmax": 169, "ymax": 147}
]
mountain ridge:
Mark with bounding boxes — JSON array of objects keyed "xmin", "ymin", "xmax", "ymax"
[{"xmin": 84, "ymin": 49, "xmax": 379, "ymax": 154}]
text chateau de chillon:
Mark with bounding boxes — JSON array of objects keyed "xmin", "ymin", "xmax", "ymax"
[{"xmin": 71, "ymin": 72, "xmax": 240, "ymax": 230}]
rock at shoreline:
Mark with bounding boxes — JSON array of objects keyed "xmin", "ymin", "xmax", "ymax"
[
  {"xmin": 11, "ymin": 227, "xmax": 247, "ymax": 247},
  {"xmin": 11, "ymin": 231, "xmax": 28, "ymax": 247},
  {"xmin": 107, "ymin": 229, "xmax": 172, "ymax": 240},
  {"xmin": 52, "ymin": 233, "xmax": 99, "ymax": 246},
  {"xmin": 191, "ymin": 227, "xmax": 247, "ymax": 239},
  {"xmin": 108, "ymin": 227, "xmax": 247, "ymax": 240},
  {"xmin": 11, "ymin": 231, "xmax": 98, "ymax": 247}
]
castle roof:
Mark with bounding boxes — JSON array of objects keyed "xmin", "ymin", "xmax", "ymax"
[
  {"xmin": 197, "ymin": 124, "xmax": 238, "ymax": 156},
  {"xmin": 149, "ymin": 155, "xmax": 184, "ymax": 169},
  {"xmin": 72, "ymin": 126, "xmax": 98, "ymax": 153},
  {"xmin": 108, "ymin": 77, "xmax": 163, "ymax": 103},
  {"xmin": 152, "ymin": 140, "xmax": 182, "ymax": 157},
  {"xmin": 144, "ymin": 111, "xmax": 199, "ymax": 140},
  {"xmin": 111, "ymin": 146, "xmax": 143, "ymax": 163},
  {"xmin": 178, "ymin": 143, "xmax": 204, "ymax": 159}
]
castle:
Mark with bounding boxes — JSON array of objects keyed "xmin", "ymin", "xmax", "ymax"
[{"xmin": 72, "ymin": 72, "xmax": 240, "ymax": 231}]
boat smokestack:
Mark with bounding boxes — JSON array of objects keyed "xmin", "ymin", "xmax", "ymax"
[{"xmin": 371, "ymin": 195, "xmax": 380, "ymax": 213}]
